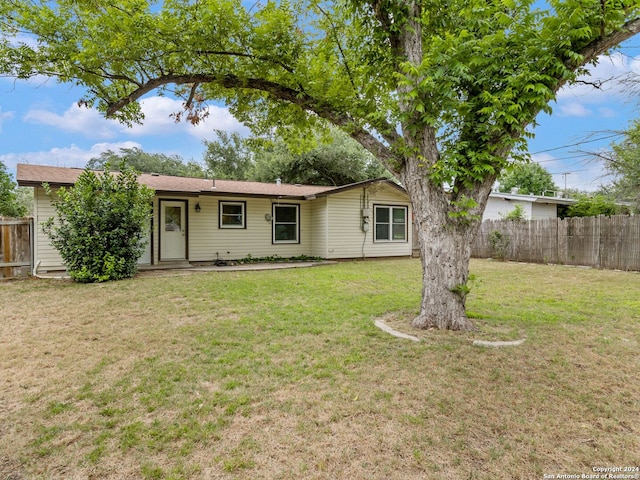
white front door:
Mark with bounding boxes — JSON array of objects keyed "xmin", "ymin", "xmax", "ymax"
[{"xmin": 160, "ymin": 200, "xmax": 187, "ymax": 261}]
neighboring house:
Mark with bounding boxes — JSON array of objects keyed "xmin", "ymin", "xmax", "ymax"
[
  {"xmin": 484, "ymin": 191, "xmax": 576, "ymax": 220},
  {"xmin": 17, "ymin": 164, "xmax": 413, "ymax": 273}
]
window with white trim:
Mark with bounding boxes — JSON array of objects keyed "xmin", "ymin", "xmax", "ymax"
[
  {"xmin": 219, "ymin": 201, "xmax": 246, "ymax": 229},
  {"xmin": 374, "ymin": 205, "xmax": 407, "ymax": 242},
  {"xmin": 273, "ymin": 204, "xmax": 299, "ymax": 243}
]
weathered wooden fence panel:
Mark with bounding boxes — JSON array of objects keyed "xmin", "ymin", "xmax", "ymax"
[
  {"xmin": 557, "ymin": 219, "xmax": 568, "ymax": 265},
  {"xmin": 565, "ymin": 216, "xmax": 599, "ymax": 267},
  {"xmin": 472, "ymin": 215, "xmax": 640, "ymax": 272},
  {"xmin": 0, "ymin": 217, "xmax": 33, "ymax": 279},
  {"xmin": 598, "ymin": 215, "xmax": 640, "ymax": 270}
]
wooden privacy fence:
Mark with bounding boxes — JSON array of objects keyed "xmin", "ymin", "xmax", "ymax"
[
  {"xmin": 473, "ymin": 215, "xmax": 640, "ymax": 271},
  {"xmin": 0, "ymin": 217, "xmax": 33, "ymax": 279}
]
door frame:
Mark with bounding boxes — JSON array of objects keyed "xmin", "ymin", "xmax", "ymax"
[{"xmin": 158, "ymin": 199, "xmax": 189, "ymax": 262}]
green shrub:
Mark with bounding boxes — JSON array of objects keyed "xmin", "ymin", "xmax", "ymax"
[
  {"xmin": 488, "ymin": 230, "xmax": 509, "ymax": 260},
  {"xmin": 501, "ymin": 204, "xmax": 527, "ymax": 222},
  {"xmin": 42, "ymin": 163, "xmax": 154, "ymax": 283},
  {"xmin": 565, "ymin": 194, "xmax": 619, "ymax": 217}
]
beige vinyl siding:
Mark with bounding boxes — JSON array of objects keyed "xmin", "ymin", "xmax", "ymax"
[
  {"xmin": 33, "ymin": 187, "xmax": 65, "ymax": 272},
  {"xmin": 326, "ymin": 184, "xmax": 412, "ymax": 259},
  {"xmin": 149, "ymin": 196, "xmax": 158, "ymax": 265},
  {"xmin": 310, "ymin": 197, "xmax": 328, "ymax": 258},
  {"xmin": 185, "ymin": 196, "xmax": 215, "ymax": 262},
  {"xmin": 188, "ymin": 196, "xmax": 313, "ymax": 261}
]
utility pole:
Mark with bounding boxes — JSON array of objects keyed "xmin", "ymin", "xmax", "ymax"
[{"xmin": 561, "ymin": 172, "xmax": 571, "ymax": 196}]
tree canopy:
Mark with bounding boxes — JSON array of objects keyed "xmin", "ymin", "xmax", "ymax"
[
  {"xmin": 87, "ymin": 148, "xmax": 206, "ymax": 178},
  {"xmin": 0, "ymin": 161, "xmax": 28, "ymax": 217},
  {"xmin": 2, "ymin": 0, "xmax": 639, "ymax": 329},
  {"xmin": 607, "ymin": 119, "xmax": 640, "ymax": 210},
  {"xmin": 498, "ymin": 162, "xmax": 557, "ymax": 196},
  {"xmin": 202, "ymin": 130, "xmax": 255, "ymax": 180},
  {"xmin": 251, "ymin": 127, "xmax": 389, "ymax": 185},
  {"xmin": 565, "ymin": 193, "xmax": 622, "ymax": 217},
  {"xmin": 202, "ymin": 127, "xmax": 389, "ymax": 185}
]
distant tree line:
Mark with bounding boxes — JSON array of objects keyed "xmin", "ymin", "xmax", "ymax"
[
  {"xmin": 88, "ymin": 126, "xmax": 390, "ymax": 187},
  {"xmin": 86, "ymin": 148, "xmax": 207, "ymax": 178},
  {"xmin": 0, "ymin": 161, "xmax": 30, "ymax": 217}
]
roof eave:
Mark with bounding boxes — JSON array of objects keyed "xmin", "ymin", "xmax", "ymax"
[
  {"xmin": 196, "ymin": 191, "xmax": 309, "ymax": 200},
  {"xmin": 312, "ymin": 178, "xmax": 405, "ymax": 198},
  {"xmin": 489, "ymin": 192, "xmax": 576, "ymax": 205},
  {"xmin": 17, "ymin": 180, "xmax": 74, "ymax": 188}
]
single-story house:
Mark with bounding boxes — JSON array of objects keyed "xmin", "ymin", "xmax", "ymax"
[
  {"xmin": 17, "ymin": 164, "xmax": 578, "ymax": 273},
  {"xmin": 483, "ymin": 191, "xmax": 576, "ymax": 220},
  {"xmin": 17, "ymin": 164, "xmax": 413, "ymax": 273}
]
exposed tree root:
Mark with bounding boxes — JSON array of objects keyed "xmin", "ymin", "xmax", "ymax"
[
  {"xmin": 473, "ymin": 339, "xmax": 526, "ymax": 348},
  {"xmin": 411, "ymin": 314, "xmax": 477, "ymax": 332},
  {"xmin": 374, "ymin": 319, "xmax": 421, "ymax": 342}
]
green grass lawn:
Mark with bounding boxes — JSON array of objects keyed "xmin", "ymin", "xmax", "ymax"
[{"xmin": 1, "ymin": 258, "xmax": 638, "ymax": 479}]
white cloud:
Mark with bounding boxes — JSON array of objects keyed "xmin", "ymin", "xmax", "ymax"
[
  {"xmin": 0, "ymin": 34, "xmax": 58, "ymax": 87},
  {"xmin": 124, "ymin": 97, "xmax": 247, "ymax": 141},
  {"xmin": 188, "ymin": 104, "xmax": 249, "ymax": 142},
  {"xmin": 8, "ymin": 32, "xmax": 39, "ymax": 49},
  {"xmin": 21, "ymin": 96, "xmax": 247, "ymax": 141},
  {"xmin": 597, "ymin": 107, "xmax": 618, "ymax": 118},
  {"xmin": 531, "ymin": 153, "xmax": 557, "ymax": 165},
  {"xmin": 549, "ymin": 52, "xmax": 640, "ymax": 122},
  {"xmin": 123, "ymin": 96, "xmax": 185, "ymax": 137},
  {"xmin": 0, "ymin": 107, "xmax": 15, "ymax": 133},
  {"xmin": 557, "ymin": 166, "xmax": 613, "ymax": 192},
  {"xmin": 557, "ymin": 52, "xmax": 636, "ymax": 102},
  {"xmin": 0, "ymin": 142, "xmax": 141, "ymax": 173},
  {"xmin": 557, "ymin": 102, "xmax": 592, "ymax": 117},
  {"xmin": 0, "ymin": 73, "xmax": 59, "ymax": 89},
  {"xmin": 24, "ymin": 104, "xmax": 118, "ymax": 139}
]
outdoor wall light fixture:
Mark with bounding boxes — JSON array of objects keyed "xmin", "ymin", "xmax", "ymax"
[{"xmin": 195, "ymin": 203, "xmax": 201, "ymax": 213}]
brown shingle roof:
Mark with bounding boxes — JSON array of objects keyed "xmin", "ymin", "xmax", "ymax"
[{"xmin": 16, "ymin": 164, "xmax": 339, "ymax": 198}]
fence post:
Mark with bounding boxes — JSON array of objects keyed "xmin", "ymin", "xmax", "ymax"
[
  {"xmin": 30, "ymin": 217, "xmax": 34, "ymax": 275},
  {"xmin": 596, "ymin": 215, "xmax": 601, "ymax": 269},
  {"xmin": 2, "ymin": 220, "xmax": 10, "ymax": 278}
]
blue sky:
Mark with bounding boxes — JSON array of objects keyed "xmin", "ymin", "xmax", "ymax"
[{"xmin": 1, "ymin": 40, "xmax": 639, "ymax": 192}]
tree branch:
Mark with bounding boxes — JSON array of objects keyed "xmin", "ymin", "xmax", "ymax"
[
  {"xmin": 104, "ymin": 73, "xmax": 398, "ymax": 165},
  {"xmin": 192, "ymin": 50, "xmax": 297, "ymax": 75},
  {"xmin": 574, "ymin": 17, "xmax": 640, "ymax": 67},
  {"xmin": 314, "ymin": 4, "xmax": 357, "ymax": 91},
  {"xmin": 573, "ymin": 77, "xmax": 613, "ymax": 89},
  {"xmin": 184, "ymin": 82, "xmax": 199, "ymax": 109},
  {"xmin": 576, "ymin": 149, "xmax": 614, "ymax": 163},
  {"xmin": 368, "ymin": 0, "xmax": 400, "ymax": 55}
]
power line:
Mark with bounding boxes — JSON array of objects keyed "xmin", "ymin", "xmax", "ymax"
[
  {"xmin": 535, "ymin": 153, "xmax": 590, "ymax": 163},
  {"xmin": 549, "ymin": 168, "xmax": 592, "ymax": 174},
  {"xmin": 530, "ymin": 132, "xmax": 624, "ymax": 154}
]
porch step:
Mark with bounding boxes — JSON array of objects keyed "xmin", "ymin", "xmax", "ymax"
[{"xmin": 138, "ymin": 262, "xmax": 193, "ymax": 271}]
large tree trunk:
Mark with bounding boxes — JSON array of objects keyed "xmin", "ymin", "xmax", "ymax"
[
  {"xmin": 411, "ymin": 205, "xmax": 478, "ymax": 331},
  {"xmin": 400, "ymin": 156, "xmax": 489, "ymax": 331}
]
